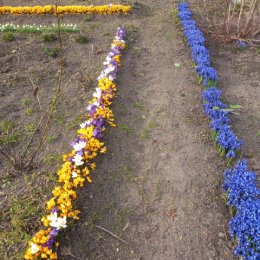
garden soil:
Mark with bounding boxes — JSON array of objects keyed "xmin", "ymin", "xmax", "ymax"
[{"xmin": 0, "ymin": 0, "xmax": 259, "ymax": 260}]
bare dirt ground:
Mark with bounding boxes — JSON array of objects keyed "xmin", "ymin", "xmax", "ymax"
[
  {"xmin": 0, "ymin": 0, "xmax": 259, "ymax": 260},
  {"xmin": 210, "ymin": 44, "xmax": 260, "ymax": 170}
]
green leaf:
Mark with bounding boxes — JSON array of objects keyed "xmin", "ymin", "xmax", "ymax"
[
  {"xmin": 198, "ymin": 76, "xmax": 203, "ymax": 84},
  {"xmin": 174, "ymin": 63, "xmax": 181, "ymax": 68},
  {"xmin": 229, "ymin": 104, "xmax": 242, "ymax": 110}
]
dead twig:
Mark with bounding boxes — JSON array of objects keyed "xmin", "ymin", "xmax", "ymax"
[
  {"xmin": 27, "ymin": 74, "xmax": 42, "ymax": 110},
  {"xmin": 17, "ymin": 46, "xmax": 43, "ymax": 111},
  {"xmin": 243, "ymin": 0, "xmax": 258, "ymax": 35},
  {"xmin": 19, "ymin": 114, "xmax": 46, "ymax": 168},
  {"xmin": 237, "ymin": 0, "xmax": 245, "ymax": 34},
  {"xmin": 94, "ymin": 225, "xmax": 129, "ymax": 245}
]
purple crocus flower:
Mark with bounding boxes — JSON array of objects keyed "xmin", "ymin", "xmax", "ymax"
[
  {"xmin": 50, "ymin": 228, "xmax": 59, "ymax": 236},
  {"xmin": 46, "ymin": 236, "xmax": 55, "ymax": 249},
  {"xmin": 92, "ymin": 118, "xmax": 104, "ymax": 127},
  {"xmin": 51, "ymin": 208, "xmax": 58, "ymax": 213},
  {"xmin": 89, "ymin": 105, "xmax": 97, "ymax": 117},
  {"xmin": 93, "ymin": 127, "xmax": 104, "ymax": 139},
  {"xmin": 77, "ymin": 150, "xmax": 84, "ymax": 156}
]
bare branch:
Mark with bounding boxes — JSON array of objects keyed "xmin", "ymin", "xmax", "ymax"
[
  {"xmin": 24, "ymin": 0, "xmax": 64, "ymax": 169},
  {"xmin": 243, "ymin": 0, "xmax": 258, "ymax": 35},
  {"xmin": 237, "ymin": 0, "xmax": 244, "ymax": 34}
]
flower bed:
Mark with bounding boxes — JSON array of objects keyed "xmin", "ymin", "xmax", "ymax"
[
  {"xmin": 0, "ymin": 5, "xmax": 132, "ymax": 15},
  {"xmin": 24, "ymin": 27, "xmax": 126, "ymax": 260},
  {"xmin": 178, "ymin": 2, "xmax": 260, "ymax": 260},
  {"xmin": 0, "ymin": 23, "xmax": 79, "ymax": 33}
]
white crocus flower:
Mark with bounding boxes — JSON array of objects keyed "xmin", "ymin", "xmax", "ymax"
[
  {"xmin": 73, "ymin": 141, "xmax": 87, "ymax": 151},
  {"xmin": 48, "ymin": 212, "xmax": 67, "ymax": 229},
  {"xmin": 103, "ymin": 56, "xmax": 112, "ymax": 65},
  {"xmin": 72, "ymin": 171, "xmax": 78, "ymax": 178},
  {"xmin": 80, "ymin": 120, "xmax": 91, "ymax": 129},
  {"xmin": 72, "ymin": 153, "xmax": 84, "ymax": 166},
  {"xmin": 93, "ymin": 88, "xmax": 102, "ymax": 99},
  {"xmin": 48, "ymin": 211, "xmax": 58, "ymax": 222},
  {"xmin": 108, "ymin": 75, "xmax": 114, "ymax": 81},
  {"xmin": 104, "ymin": 67, "xmax": 114, "ymax": 75},
  {"xmin": 57, "ymin": 216, "xmax": 67, "ymax": 229},
  {"xmin": 87, "ymin": 104, "xmax": 93, "ymax": 111},
  {"xmin": 109, "ymin": 65, "xmax": 116, "ymax": 71},
  {"xmin": 93, "ymin": 100, "xmax": 100, "ymax": 107},
  {"xmin": 104, "ymin": 67, "xmax": 110, "ymax": 74},
  {"xmin": 87, "ymin": 100, "xmax": 100, "ymax": 111},
  {"xmin": 30, "ymin": 242, "xmax": 40, "ymax": 254},
  {"xmin": 97, "ymin": 74, "xmax": 104, "ymax": 80}
]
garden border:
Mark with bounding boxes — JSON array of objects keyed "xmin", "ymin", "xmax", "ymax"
[{"xmin": 178, "ymin": 2, "xmax": 259, "ymax": 260}]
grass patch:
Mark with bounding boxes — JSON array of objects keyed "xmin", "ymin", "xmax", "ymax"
[
  {"xmin": 2, "ymin": 32, "xmax": 15, "ymax": 42},
  {"xmin": 118, "ymin": 123, "xmax": 133, "ymax": 136},
  {"xmin": 83, "ymin": 14, "xmax": 92, "ymax": 21},
  {"xmin": 117, "ymin": 207, "xmax": 133, "ymax": 227},
  {"xmin": 171, "ymin": 8, "xmax": 180, "ymax": 25},
  {"xmin": 42, "ymin": 33, "xmax": 57, "ymax": 42},
  {"xmin": 74, "ymin": 35, "xmax": 89, "ymax": 44},
  {"xmin": 0, "ymin": 120, "xmax": 19, "ymax": 147},
  {"xmin": 0, "ymin": 195, "xmax": 43, "ymax": 257},
  {"xmin": 25, "ymin": 107, "xmax": 33, "ymax": 116},
  {"xmin": 154, "ymin": 180, "xmax": 167, "ymax": 199},
  {"xmin": 122, "ymin": 164, "xmax": 136, "ymax": 182},
  {"xmin": 43, "ymin": 47, "xmax": 59, "ymax": 58},
  {"xmin": 125, "ymin": 25, "xmax": 139, "ymax": 43},
  {"xmin": 21, "ymin": 98, "xmax": 31, "ymax": 107},
  {"xmin": 24, "ymin": 123, "xmax": 35, "ymax": 134},
  {"xmin": 140, "ymin": 121, "xmax": 158, "ymax": 139},
  {"xmin": 43, "ymin": 153, "xmax": 61, "ymax": 166},
  {"xmin": 85, "ymin": 211, "xmax": 103, "ymax": 231}
]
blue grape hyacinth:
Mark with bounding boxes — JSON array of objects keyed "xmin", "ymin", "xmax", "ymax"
[{"xmin": 178, "ymin": 3, "xmax": 260, "ymax": 260}]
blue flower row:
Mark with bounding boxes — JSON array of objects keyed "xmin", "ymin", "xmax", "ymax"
[
  {"xmin": 178, "ymin": 2, "xmax": 241, "ymax": 159},
  {"xmin": 224, "ymin": 161, "xmax": 260, "ymax": 260},
  {"xmin": 178, "ymin": 2, "xmax": 260, "ymax": 260}
]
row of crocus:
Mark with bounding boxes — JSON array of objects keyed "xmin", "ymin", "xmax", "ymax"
[
  {"xmin": 178, "ymin": 2, "xmax": 259, "ymax": 260},
  {"xmin": 0, "ymin": 23, "xmax": 79, "ymax": 33},
  {"xmin": 24, "ymin": 27, "xmax": 126, "ymax": 260},
  {"xmin": 0, "ymin": 5, "xmax": 131, "ymax": 15}
]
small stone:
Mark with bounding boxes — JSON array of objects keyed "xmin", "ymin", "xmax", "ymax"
[{"xmin": 218, "ymin": 232, "xmax": 225, "ymax": 238}]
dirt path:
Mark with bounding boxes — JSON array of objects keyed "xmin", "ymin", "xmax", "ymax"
[{"xmin": 59, "ymin": 1, "xmax": 235, "ymax": 260}]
